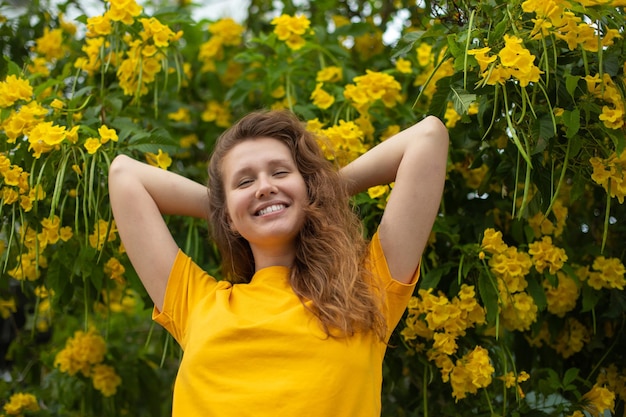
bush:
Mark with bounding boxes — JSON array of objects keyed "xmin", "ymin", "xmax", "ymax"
[{"xmin": 0, "ymin": 0, "xmax": 624, "ymax": 415}]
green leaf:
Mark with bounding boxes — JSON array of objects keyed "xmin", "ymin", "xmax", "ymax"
[
  {"xmin": 526, "ymin": 277, "xmax": 547, "ymax": 312},
  {"xmin": 581, "ymin": 284, "xmax": 602, "ymax": 312},
  {"xmin": 478, "ymin": 272, "xmax": 499, "ymax": 325},
  {"xmin": 562, "ymin": 108, "xmax": 580, "ymax": 139},
  {"xmin": 565, "ymin": 74, "xmax": 580, "ymax": 99},
  {"xmin": 449, "ymin": 87, "xmax": 476, "ymax": 115},
  {"xmin": 562, "ymin": 367, "xmax": 579, "ymax": 387}
]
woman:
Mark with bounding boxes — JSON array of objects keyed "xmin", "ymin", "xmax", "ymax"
[{"xmin": 108, "ymin": 110, "xmax": 449, "ymax": 416}]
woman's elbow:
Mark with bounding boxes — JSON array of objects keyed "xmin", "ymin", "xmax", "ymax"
[{"xmin": 422, "ymin": 115, "xmax": 450, "ymax": 144}]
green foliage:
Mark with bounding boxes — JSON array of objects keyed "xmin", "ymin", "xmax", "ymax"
[{"xmin": 0, "ymin": 0, "xmax": 625, "ymax": 416}]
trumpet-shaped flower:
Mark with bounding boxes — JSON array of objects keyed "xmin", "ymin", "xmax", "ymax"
[{"xmin": 0, "ymin": 75, "xmax": 33, "ymax": 108}]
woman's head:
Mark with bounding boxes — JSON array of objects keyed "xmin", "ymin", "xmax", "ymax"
[
  {"xmin": 208, "ymin": 109, "xmax": 385, "ymax": 339},
  {"xmin": 208, "ymin": 110, "xmax": 341, "ymax": 281}
]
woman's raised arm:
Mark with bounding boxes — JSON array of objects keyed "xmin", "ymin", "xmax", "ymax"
[
  {"xmin": 108, "ymin": 155, "xmax": 210, "ymax": 310},
  {"xmin": 340, "ymin": 116, "xmax": 449, "ymax": 284}
]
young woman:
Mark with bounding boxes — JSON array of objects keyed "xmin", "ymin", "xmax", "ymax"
[{"xmin": 108, "ymin": 110, "xmax": 449, "ymax": 416}]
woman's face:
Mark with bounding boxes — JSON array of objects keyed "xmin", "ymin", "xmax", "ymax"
[{"xmin": 221, "ymin": 137, "xmax": 308, "ymax": 259}]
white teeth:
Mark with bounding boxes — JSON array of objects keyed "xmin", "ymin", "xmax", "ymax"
[{"xmin": 257, "ymin": 204, "xmax": 286, "ymax": 216}]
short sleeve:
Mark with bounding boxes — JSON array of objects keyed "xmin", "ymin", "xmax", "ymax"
[
  {"xmin": 366, "ymin": 230, "xmax": 420, "ymax": 341},
  {"xmin": 152, "ymin": 249, "xmax": 221, "ymax": 348}
]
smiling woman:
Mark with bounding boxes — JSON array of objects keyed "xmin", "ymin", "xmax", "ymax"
[{"xmin": 108, "ymin": 109, "xmax": 449, "ymax": 417}]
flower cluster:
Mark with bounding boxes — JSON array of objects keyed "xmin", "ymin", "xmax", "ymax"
[
  {"xmin": 543, "ymin": 271, "xmax": 579, "ymax": 317},
  {"xmin": 529, "ymin": 317, "xmax": 590, "ymax": 358},
  {"xmin": 401, "ymin": 284, "xmax": 489, "ymax": 400},
  {"xmin": 580, "ymin": 384, "xmax": 616, "ymax": 417},
  {"xmin": 271, "ymin": 14, "xmax": 311, "ymax": 50},
  {"xmin": 522, "ymin": 0, "xmax": 622, "ymax": 52},
  {"xmin": 54, "ymin": 329, "xmax": 122, "ymax": 397},
  {"xmin": 596, "ymin": 365, "xmax": 626, "ymax": 412},
  {"xmin": 468, "ymin": 34, "xmax": 542, "ymax": 87},
  {"xmin": 449, "ymin": 346, "xmax": 495, "ymax": 401},
  {"xmin": 88, "ymin": 219, "xmax": 118, "ymax": 251},
  {"xmin": 585, "ymin": 73, "xmax": 625, "ymax": 130},
  {"xmin": 198, "ymin": 18, "xmax": 245, "ymax": 73},
  {"xmin": 582, "ymin": 256, "xmax": 626, "ymax": 291},
  {"xmin": 528, "ymin": 236, "xmax": 568, "ymax": 274},
  {"xmin": 481, "ymin": 228, "xmax": 537, "ymax": 331},
  {"xmin": 590, "ymin": 149, "xmax": 626, "ymax": 203},
  {"xmin": 78, "ymin": 0, "xmax": 182, "ymax": 97},
  {"xmin": 2, "ymin": 392, "xmax": 40, "ymax": 416},
  {"xmin": 310, "ymin": 119, "xmax": 367, "ymax": 166},
  {"xmin": 527, "ymin": 199, "xmax": 568, "ymax": 238},
  {"xmin": 343, "ymin": 70, "xmax": 403, "ymax": 113}
]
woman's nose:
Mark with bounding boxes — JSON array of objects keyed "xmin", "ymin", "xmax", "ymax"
[{"xmin": 255, "ymin": 175, "xmax": 277, "ymax": 198}]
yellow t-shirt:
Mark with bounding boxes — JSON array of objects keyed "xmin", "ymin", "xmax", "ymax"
[{"xmin": 153, "ymin": 231, "xmax": 418, "ymax": 417}]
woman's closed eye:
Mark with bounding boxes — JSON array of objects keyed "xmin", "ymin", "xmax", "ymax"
[{"xmin": 237, "ymin": 178, "xmax": 254, "ymax": 188}]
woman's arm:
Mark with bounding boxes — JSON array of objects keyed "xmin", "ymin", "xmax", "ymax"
[
  {"xmin": 108, "ymin": 155, "xmax": 210, "ymax": 310},
  {"xmin": 340, "ymin": 116, "xmax": 449, "ymax": 284}
]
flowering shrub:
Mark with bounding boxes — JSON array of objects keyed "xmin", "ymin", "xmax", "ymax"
[{"xmin": 0, "ymin": 0, "xmax": 624, "ymax": 416}]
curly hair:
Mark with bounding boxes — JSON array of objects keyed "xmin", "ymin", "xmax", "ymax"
[{"xmin": 207, "ymin": 110, "xmax": 386, "ymax": 340}]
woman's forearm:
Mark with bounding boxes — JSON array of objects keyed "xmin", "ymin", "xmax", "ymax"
[{"xmin": 109, "ymin": 154, "xmax": 210, "ymax": 220}]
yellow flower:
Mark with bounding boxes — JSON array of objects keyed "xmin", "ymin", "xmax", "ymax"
[
  {"xmin": 0, "ymin": 75, "xmax": 33, "ymax": 108},
  {"xmin": 201, "ymin": 100, "xmax": 231, "ymax": 128},
  {"xmin": 50, "ymin": 98, "xmax": 65, "ymax": 110},
  {"xmin": 84, "ymin": 137, "xmax": 102, "ymax": 154},
  {"xmin": 168, "ymin": 107, "xmax": 191, "ymax": 123},
  {"xmin": 367, "ymin": 185, "xmax": 389, "ymax": 200},
  {"xmin": 145, "ymin": 149, "xmax": 172, "ymax": 170},
  {"xmin": 444, "ymin": 102, "xmax": 461, "ymax": 128},
  {"xmin": 450, "ymin": 346, "xmax": 494, "ymax": 401},
  {"xmin": 582, "ymin": 385, "xmax": 615, "ymax": 417},
  {"xmin": 544, "ymin": 271, "xmax": 579, "ymax": 317},
  {"xmin": 589, "ymin": 256, "xmax": 626, "ymax": 290},
  {"xmin": 0, "ymin": 297, "xmax": 17, "ymax": 319},
  {"xmin": 395, "ymin": 58, "xmax": 412, "ymax": 74},
  {"xmin": 34, "ymin": 27, "xmax": 66, "ymax": 60},
  {"xmin": 528, "ymin": 236, "xmax": 568, "ymax": 274},
  {"xmin": 107, "ymin": 0, "xmax": 142, "ymax": 25},
  {"xmin": 501, "ymin": 291, "xmax": 538, "ymax": 331},
  {"xmin": 310, "ymin": 83, "xmax": 335, "ymax": 110},
  {"xmin": 3, "ymin": 392, "xmax": 40, "ymax": 415},
  {"xmin": 467, "ymin": 47, "xmax": 497, "ymax": 72},
  {"xmin": 54, "ymin": 329, "xmax": 107, "ymax": 377},
  {"xmin": 316, "ymin": 66, "xmax": 342, "ymax": 83},
  {"xmin": 28, "ymin": 121, "xmax": 67, "ymax": 156},
  {"xmin": 208, "ymin": 18, "xmax": 244, "ymax": 46},
  {"xmin": 344, "ymin": 70, "xmax": 402, "ymax": 111},
  {"xmin": 480, "ymin": 228, "xmax": 508, "ymax": 254},
  {"xmin": 86, "ymin": 14, "xmax": 112, "ymax": 37},
  {"xmin": 89, "ymin": 219, "xmax": 117, "ymax": 250},
  {"xmin": 98, "ymin": 125, "xmax": 118, "ymax": 143},
  {"xmin": 553, "ymin": 317, "xmax": 590, "ymax": 358},
  {"xmin": 416, "ymin": 42, "xmax": 433, "ymax": 67},
  {"xmin": 271, "ymin": 14, "xmax": 311, "ymax": 50},
  {"xmin": 91, "ymin": 363, "xmax": 122, "ymax": 397}
]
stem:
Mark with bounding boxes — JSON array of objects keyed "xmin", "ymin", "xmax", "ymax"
[
  {"xmin": 412, "ymin": 51, "xmax": 451, "ymax": 109},
  {"xmin": 544, "ymin": 138, "xmax": 570, "ymax": 219},
  {"xmin": 463, "ymin": 10, "xmax": 476, "ymax": 91},
  {"xmin": 423, "ymin": 367, "xmax": 429, "ymax": 417},
  {"xmin": 601, "ymin": 179, "xmax": 610, "ymax": 254},
  {"xmin": 502, "ymin": 85, "xmax": 532, "ymax": 166}
]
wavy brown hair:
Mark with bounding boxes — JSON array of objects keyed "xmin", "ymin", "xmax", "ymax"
[{"xmin": 207, "ymin": 110, "xmax": 386, "ymax": 339}]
